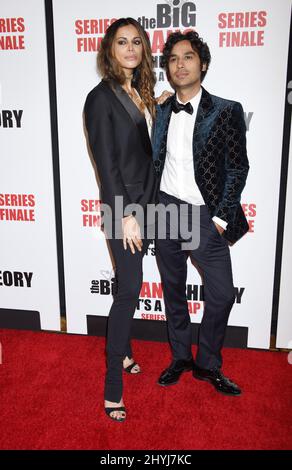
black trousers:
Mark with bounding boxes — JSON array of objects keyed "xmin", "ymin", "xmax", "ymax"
[
  {"xmin": 104, "ymin": 235, "xmax": 151, "ymax": 403},
  {"xmin": 155, "ymin": 191, "xmax": 235, "ymax": 370}
]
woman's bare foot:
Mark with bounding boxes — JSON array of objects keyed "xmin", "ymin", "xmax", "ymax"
[
  {"xmin": 123, "ymin": 356, "xmax": 141, "ymax": 373},
  {"xmin": 104, "ymin": 398, "xmax": 126, "ymax": 421}
]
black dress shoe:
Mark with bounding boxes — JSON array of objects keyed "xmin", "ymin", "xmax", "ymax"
[
  {"xmin": 193, "ymin": 364, "xmax": 241, "ymax": 396},
  {"xmin": 158, "ymin": 358, "xmax": 194, "ymax": 386}
]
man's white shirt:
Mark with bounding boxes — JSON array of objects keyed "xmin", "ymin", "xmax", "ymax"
[{"xmin": 160, "ymin": 87, "xmax": 227, "ymax": 230}]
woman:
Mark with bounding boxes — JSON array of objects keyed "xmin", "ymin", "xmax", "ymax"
[{"xmin": 84, "ymin": 18, "xmax": 158, "ymax": 422}]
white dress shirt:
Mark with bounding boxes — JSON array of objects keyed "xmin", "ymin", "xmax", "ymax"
[
  {"xmin": 160, "ymin": 87, "xmax": 227, "ymax": 230},
  {"xmin": 134, "ymin": 88, "xmax": 152, "ymax": 138},
  {"xmin": 144, "ymin": 106, "xmax": 152, "ymax": 138}
]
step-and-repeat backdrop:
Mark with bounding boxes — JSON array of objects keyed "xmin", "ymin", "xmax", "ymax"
[
  {"xmin": 52, "ymin": 0, "xmax": 291, "ymax": 348},
  {"xmin": 277, "ymin": 116, "xmax": 292, "ymax": 349},
  {"xmin": 0, "ymin": 0, "xmax": 60, "ymax": 330},
  {"xmin": 1, "ymin": 0, "xmax": 291, "ymax": 348}
]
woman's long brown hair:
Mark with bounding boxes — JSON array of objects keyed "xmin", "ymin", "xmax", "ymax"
[{"xmin": 97, "ymin": 18, "xmax": 156, "ymax": 119}]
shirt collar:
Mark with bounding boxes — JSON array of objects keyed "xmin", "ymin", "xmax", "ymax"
[{"xmin": 176, "ymin": 87, "xmax": 202, "ymax": 108}]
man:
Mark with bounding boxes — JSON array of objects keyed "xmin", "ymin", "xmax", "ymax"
[{"xmin": 152, "ymin": 31, "xmax": 249, "ymax": 396}]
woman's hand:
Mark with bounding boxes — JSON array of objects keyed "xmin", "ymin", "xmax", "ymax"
[
  {"xmin": 122, "ymin": 215, "xmax": 143, "ymax": 254},
  {"xmin": 156, "ymin": 90, "xmax": 174, "ymax": 105}
]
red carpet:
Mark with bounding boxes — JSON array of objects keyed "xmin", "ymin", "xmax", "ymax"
[{"xmin": 0, "ymin": 328, "xmax": 291, "ymax": 450}]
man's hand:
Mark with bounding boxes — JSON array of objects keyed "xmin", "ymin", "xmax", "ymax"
[
  {"xmin": 214, "ymin": 222, "xmax": 225, "ymax": 235},
  {"xmin": 122, "ymin": 215, "xmax": 143, "ymax": 254}
]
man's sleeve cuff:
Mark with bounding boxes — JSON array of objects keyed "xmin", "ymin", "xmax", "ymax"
[{"xmin": 212, "ymin": 216, "xmax": 228, "ymax": 230}]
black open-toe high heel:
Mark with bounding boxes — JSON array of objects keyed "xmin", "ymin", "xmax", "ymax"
[
  {"xmin": 105, "ymin": 406, "xmax": 126, "ymax": 422},
  {"xmin": 123, "ymin": 361, "xmax": 141, "ymax": 374}
]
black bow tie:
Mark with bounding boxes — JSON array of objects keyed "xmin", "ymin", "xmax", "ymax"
[{"xmin": 172, "ymin": 99, "xmax": 193, "ymax": 115}]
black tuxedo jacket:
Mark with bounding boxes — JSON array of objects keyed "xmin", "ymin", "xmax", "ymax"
[
  {"xmin": 152, "ymin": 87, "xmax": 250, "ymax": 244},
  {"xmin": 84, "ymin": 80, "xmax": 158, "ymax": 221}
]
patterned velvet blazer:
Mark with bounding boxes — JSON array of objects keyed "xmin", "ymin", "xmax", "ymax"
[{"xmin": 152, "ymin": 87, "xmax": 250, "ymax": 244}]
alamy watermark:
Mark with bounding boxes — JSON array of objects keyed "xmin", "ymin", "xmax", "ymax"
[{"xmin": 101, "ymin": 196, "xmax": 200, "ymax": 250}]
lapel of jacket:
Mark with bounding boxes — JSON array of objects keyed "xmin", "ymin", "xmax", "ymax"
[
  {"xmin": 152, "ymin": 96, "xmax": 173, "ymax": 174},
  {"xmin": 192, "ymin": 87, "xmax": 215, "ymax": 162},
  {"xmin": 106, "ymin": 80, "xmax": 152, "ymax": 157}
]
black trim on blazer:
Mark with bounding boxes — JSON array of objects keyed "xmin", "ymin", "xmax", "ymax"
[{"xmin": 105, "ymin": 80, "xmax": 152, "ymax": 157}]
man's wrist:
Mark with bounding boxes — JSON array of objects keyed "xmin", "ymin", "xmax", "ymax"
[{"xmin": 212, "ymin": 216, "xmax": 227, "ymax": 230}]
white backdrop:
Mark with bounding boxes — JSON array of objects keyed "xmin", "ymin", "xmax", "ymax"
[
  {"xmin": 0, "ymin": 0, "xmax": 61, "ymax": 330},
  {"xmin": 52, "ymin": 0, "xmax": 291, "ymax": 348},
  {"xmin": 276, "ymin": 117, "xmax": 292, "ymax": 349}
]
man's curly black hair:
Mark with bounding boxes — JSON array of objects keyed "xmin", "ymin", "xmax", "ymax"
[{"xmin": 161, "ymin": 31, "xmax": 211, "ymax": 82}]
